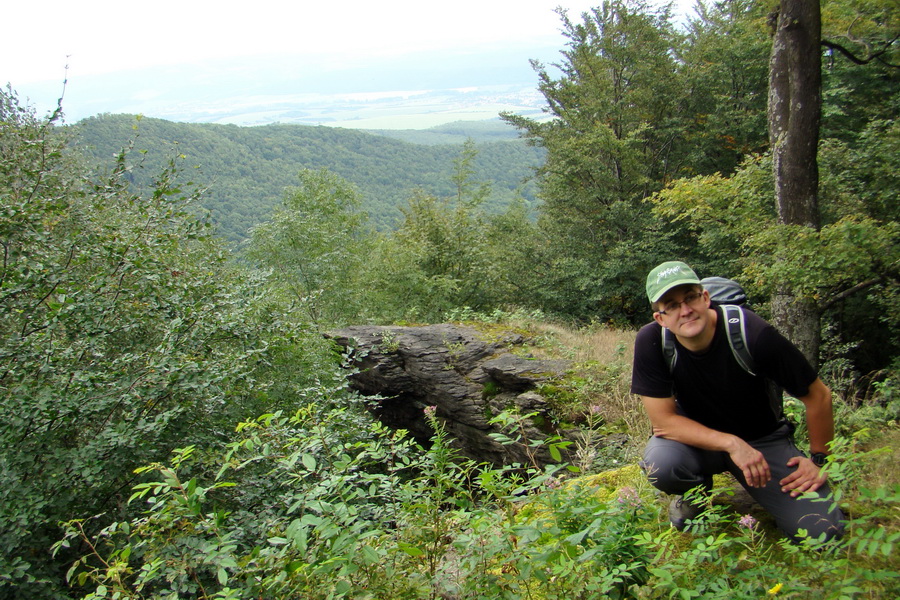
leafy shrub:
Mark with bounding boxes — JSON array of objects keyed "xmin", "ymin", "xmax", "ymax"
[
  {"xmin": 56, "ymin": 387, "xmax": 900, "ymax": 600},
  {"xmin": 0, "ymin": 88, "xmax": 339, "ymax": 598}
]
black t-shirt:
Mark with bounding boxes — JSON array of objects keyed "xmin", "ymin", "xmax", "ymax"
[{"xmin": 630, "ymin": 305, "xmax": 818, "ymax": 441}]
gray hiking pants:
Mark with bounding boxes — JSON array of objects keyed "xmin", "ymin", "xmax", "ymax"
[{"xmin": 640, "ymin": 422, "xmax": 845, "ymax": 542}]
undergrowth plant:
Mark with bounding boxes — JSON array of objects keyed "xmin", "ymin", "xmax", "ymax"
[
  {"xmin": 52, "ymin": 318, "xmax": 900, "ymax": 600},
  {"xmin": 55, "ymin": 411, "xmax": 900, "ymax": 600}
]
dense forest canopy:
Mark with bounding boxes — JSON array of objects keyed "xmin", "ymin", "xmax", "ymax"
[
  {"xmin": 1, "ymin": 0, "xmax": 897, "ymax": 598},
  {"xmin": 73, "ymin": 116, "xmax": 544, "ymax": 241}
]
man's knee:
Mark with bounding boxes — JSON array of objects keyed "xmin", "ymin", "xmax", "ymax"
[
  {"xmin": 782, "ymin": 507, "xmax": 845, "ymax": 544},
  {"xmin": 640, "ymin": 439, "xmax": 677, "ymax": 491},
  {"xmin": 640, "ymin": 438, "xmax": 708, "ymax": 495}
]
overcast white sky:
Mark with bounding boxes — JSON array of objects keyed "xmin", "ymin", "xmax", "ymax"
[
  {"xmin": 3, "ymin": 0, "xmax": 617, "ymax": 85},
  {"xmin": 3, "ymin": 0, "xmax": 695, "ymax": 125}
]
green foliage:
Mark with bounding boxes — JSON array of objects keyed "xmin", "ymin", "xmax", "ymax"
[
  {"xmin": 501, "ymin": 0, "xmax": 741, "ymax": 323},
  {"xmin": 384, "ymin": 189, "xmax": 494, "ymax": 317},
  {"xmin": 353, "ymin": 144, "xmax": 542, "ymax": 324},
  {"xmin": 55, "ymin": 402, "xmax": 478, "ymax": 599},
  {"xmin": 368, "ymin": 119, "xmax": 525, "ymax": 145},
  {"xmin": 451, "ymin": 138, "xmax": 492, "ymax": 207},
  {"xmin": 230, "ymin": 142, "xmax": 546, "ymax": 327},
  {"xmin": 58, "ymin": 392, "xmax": 900, "ymax": 599},
  {"xmin": 0, "ymin": 87, "xmax": 340, "ymax": 598},
  {"xmin": 244, "ymin": 168, "xmax": 370, "ymax": 327},
  {"xmin": 462, "ymin": 474, "xmax": 657, "ymax": 600},
  {"xmin": 74, "ymin": 115, "xmax": 543, "ymax": 241},
  {"xmin": 820, "ymin": 0, "xmax": 900, "ymax": 143},
  {"xmin": 678, "ymin": 0, "xmax": 771, "ymax": 174}
]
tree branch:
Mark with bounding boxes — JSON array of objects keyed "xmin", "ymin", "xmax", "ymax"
[
  {"xmin": 821, "ymin": 275, "xmax": 894, "ymax": 310},
  {"xmin": 821, "ymin": 35, "xmax": 900, "ymax": 68}
]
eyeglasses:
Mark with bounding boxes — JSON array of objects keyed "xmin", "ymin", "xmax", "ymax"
[{"xmin": 658, "ymin": 291, "xmax": 705, "ymax": 316}]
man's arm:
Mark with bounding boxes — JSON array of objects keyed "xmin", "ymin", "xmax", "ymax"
[
  {"xmin": 641, "ymin": 395, "xmax": 772, "ymax": 487},
  {"xmin": 802, "ymin": 378, "xmax": 835, "ymax": 454},
  {"xmin": 780, "ymin": 377, "xmax": 834, "ymax": 497}
]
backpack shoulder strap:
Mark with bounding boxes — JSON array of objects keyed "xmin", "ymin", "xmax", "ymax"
[
  {"xmin": 661, "ymin": 326, "xmax": 677, "ymax": 372},
  {"xmin": 720, "ymin": 305, "xmax": 784, "ymax": 417},
  {"xmin": 721, "ymin": 304, "xmax": 757, "ymax": 376}
]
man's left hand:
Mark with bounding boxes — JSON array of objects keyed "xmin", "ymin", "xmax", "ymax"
[{"xmin": 779, "ymin": 457, "xmax": 827, "ymax": 497}]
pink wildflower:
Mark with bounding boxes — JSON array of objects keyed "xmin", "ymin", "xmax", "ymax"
[
  {"xmin": 738, "ymin": 514, "xmax": 758, "ymax": 530},
  {"xmin": 617, "ymin": 486, "xmax": 641, "ymax": 508}
]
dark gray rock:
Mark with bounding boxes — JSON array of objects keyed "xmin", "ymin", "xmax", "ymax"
[{"xmin": 327, "ymin": 323, "xmax": 581, "ymax": 467}]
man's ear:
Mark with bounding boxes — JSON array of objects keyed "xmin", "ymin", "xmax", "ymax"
[{"xmin": 653, "ymin": 311, "xmax": 666, "ymax": 327}]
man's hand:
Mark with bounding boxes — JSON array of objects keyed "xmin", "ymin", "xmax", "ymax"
[
  {"xmin": 728, "ymin": 440, "xmax": 771, "ymax": 488},
  {"xmin": 780, "ymin": 456, "xmax": 827, "ymax": 497},
  {"xmin": 642, "ymin": 395, "xmax": 774, "ymax": 488}
]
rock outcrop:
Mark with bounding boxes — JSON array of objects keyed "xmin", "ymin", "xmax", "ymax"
[{"xmin": 327, "ymin": 323, "xmax": 581, "ymax": 467}]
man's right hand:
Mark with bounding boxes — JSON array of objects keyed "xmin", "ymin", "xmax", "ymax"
[
  {"xmin": 641, "ymin": 395, "xmax": 772, "ymax": 488},
  {"xmin": 728, "ymin": 439, "xmax": 771, "ymax": 487}
]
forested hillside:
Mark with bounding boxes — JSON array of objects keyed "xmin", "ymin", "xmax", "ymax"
[{"xmin": 73, "ymin": 115, "xmax": 544, "ymax": 241}]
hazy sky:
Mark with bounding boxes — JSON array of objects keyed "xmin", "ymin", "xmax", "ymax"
[
  {"xmin": 3, "ymin": 0, "xmax": 693, "ymax": 126},
  {"xmin": 5, "ymin": 0, "xmax": 609, "ymax": 85}
]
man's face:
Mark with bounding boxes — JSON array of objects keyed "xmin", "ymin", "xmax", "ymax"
[{"xmin": 653, "ymin": 285, "xmax": 711, "ymax": 340}]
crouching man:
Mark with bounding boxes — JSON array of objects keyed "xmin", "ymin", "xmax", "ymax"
[{"xmin": 630, "ymin": 261, "xmax": 844, "ymax": 542}]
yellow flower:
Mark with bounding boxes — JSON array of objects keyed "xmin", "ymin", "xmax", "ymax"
[{"xmin": 767, "ymin": 582, "xmax": 784, "ymax": 595}]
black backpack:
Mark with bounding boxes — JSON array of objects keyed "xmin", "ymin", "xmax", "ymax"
[{"xmin": 661, "ymin": 277, "xmax": 784, "ymax": 418}]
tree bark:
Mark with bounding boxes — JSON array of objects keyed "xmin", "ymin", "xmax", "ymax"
[{"xmin": 767, "ymin": 0, "xmax": 823, "ymax": 367}]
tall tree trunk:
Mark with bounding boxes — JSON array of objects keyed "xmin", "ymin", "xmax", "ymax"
[{"xmin": 767, "ymin": 0, "xmax": 822, "ymax": 367}]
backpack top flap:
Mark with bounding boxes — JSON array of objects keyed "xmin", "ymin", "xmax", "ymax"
[{"xmin": 700, "ymin": 276, "xmax": 747, "ymax": 305}]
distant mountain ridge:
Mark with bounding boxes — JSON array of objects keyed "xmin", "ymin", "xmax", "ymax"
[
  {"xmin": 362, "ymin": 119, "xmax": 526, "ymax": 145},
  {"xmin": 73, "ymin": 114, "xmax": 545, "ymax": 242}
]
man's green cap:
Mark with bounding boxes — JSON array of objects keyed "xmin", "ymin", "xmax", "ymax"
[{"xmin": 646, "ymin": 261, "xmax": 701, "ymax": 303}]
